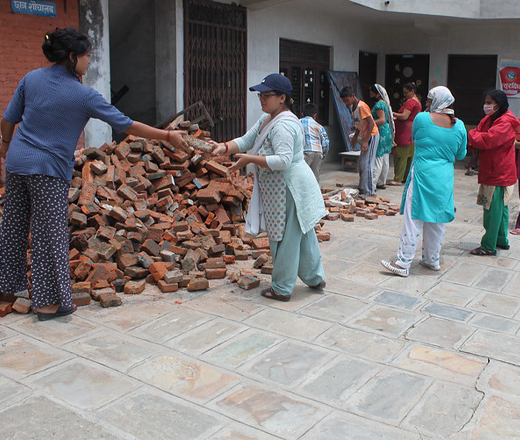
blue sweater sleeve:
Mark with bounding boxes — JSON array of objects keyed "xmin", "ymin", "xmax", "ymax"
[
  {"xmin": 83, "ymin": 90, "xmax": 134, "ymax": 133},
  {"xmin": 3, "ymin": 77, "xmax": 26, "ymax": 124}
]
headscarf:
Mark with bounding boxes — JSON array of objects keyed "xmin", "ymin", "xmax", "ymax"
[
  {"xmin": 427, "ymin": 86, "xmax": 455, "ymax": 115},
  {"xmin": 374, "ymin": 84, "xmax": 395, "ymax": 140}
]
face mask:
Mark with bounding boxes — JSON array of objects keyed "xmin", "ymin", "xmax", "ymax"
[{"xmin": 483, "ymin": 104, "xmax": 496, "ymax": 115}]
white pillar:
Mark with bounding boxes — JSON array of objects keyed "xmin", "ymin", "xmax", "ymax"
[{"xmin": 79, "ymin": 0, "xmax": 112, "ymax": 147}]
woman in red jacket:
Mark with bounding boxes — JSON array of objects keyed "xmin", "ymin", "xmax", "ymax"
[{"xmin": 468, "ymin": 90, "xmax": 520, "ymax": 255}]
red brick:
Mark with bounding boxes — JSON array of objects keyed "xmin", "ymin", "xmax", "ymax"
[
  {"xmin": 72, "ymin": 292, "xmax": 92, "ymax": 307},
  {"xmin": 124, "ymin": 279, "xmax": 147, "ymax": 294},
  {"xmin": 237, "ymin": 275, "xmax": 260, "ymax": 290},
  {"xmin": 205, "ymin": 268, "xmax": 227, "ymax": 279},
  {"xmin": 99, "ymin": 293, "xmax": 122, "ymax": 308},
  {"xmin": 158, "ymin": 281, "xmax": 179, "ymax": 293},
  {"xmin": 187, "ymin": 278, "xmax": 209, "ymax": 291},
  {"xmin": 12, "ymin": 298, "xmax": 31, "ymax": 314},
  {"xmin": 0, "ymin": 302, "xmax": 13, "ymax": 317}
]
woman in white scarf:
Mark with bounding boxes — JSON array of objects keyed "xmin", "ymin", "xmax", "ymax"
[{"xmin": 381, "ymin": 86, "xmax": 467, "ymax": 277}]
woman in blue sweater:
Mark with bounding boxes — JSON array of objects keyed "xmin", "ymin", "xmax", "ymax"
[{"xmin": 0, "ymin": 28, "xmax": 186, "ymax": 320}]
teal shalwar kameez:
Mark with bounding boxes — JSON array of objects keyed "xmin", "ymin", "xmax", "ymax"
[{"xmin": 234, "ymin": 114, "xmax": 327, "ymax": 296}]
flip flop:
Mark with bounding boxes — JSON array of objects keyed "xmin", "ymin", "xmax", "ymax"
[
  {"xmin": 510, "ymin": 229, "xmax": 520, "ymax": 235},
  {"xmin": 470, "ymin": 247, "xmax": 496, "ymax": 256},
  {"xmin": 260, "ymin": 288, "xmax": 291, "ymax": 302}
]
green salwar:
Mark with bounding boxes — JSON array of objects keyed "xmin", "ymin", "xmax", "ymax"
[
  {"xmin": 393, "ymin": 143, "xmax": 415, "ymax": 182},
  {"xmin": 481, "ymin": 186, "xmax": 509, "ymax": 252},
  {"xmin": 270, "ymin": 191, "xmax": 325, "ymax": 296}
]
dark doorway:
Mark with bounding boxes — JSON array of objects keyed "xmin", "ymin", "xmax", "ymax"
[
  {"xmin": 184, "ymin": 0, "xmax": 247, "ymax": 141},
  {"xmin": 385, "ymin": 54, "xmax": 430, "ymax": 111},
  {"xmin": 359, "ymin": 51, "xmax": 377, "ymax": 100},
  {"xmin": 448, "ymin": 55, "xmax": 498, "ymax": 126},
  {"xmin": 279, "ymin": 39, "xmax": 331, "ymax": 125}
]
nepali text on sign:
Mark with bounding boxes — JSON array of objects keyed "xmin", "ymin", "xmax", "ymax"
[{"xmin": 11, "ymin": 0, "xmax": 57, "ymax": 18}]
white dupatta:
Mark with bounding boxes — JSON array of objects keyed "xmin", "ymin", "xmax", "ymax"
[{"xmin": 245, "ymin": 111, "xmax": 300, "ymax": 236}]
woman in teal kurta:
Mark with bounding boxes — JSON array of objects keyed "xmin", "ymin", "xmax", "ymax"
[
  {"xmin": 381, "ymin": 86, "xmax": 467, "ymax": 277},
  {"xmin": 211, "ymin": 73, "xmax": 326, "ymax": 301}
]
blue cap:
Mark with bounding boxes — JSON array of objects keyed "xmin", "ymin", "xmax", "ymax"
[{"xmin": 249, "ymin": 73, "xmax": 292, "ymax": 95}]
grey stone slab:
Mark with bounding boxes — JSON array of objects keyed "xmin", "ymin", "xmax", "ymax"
[
  {"xmin": 299, "ymin": 294, "xmax": 367, "ymax": 322},
  {"xmin": 240, "ymin": 340, "xmax": 333, "ymax": 388},
  {"xmin": 0, "ymin": 396, "xmax": 121, "ymax": 440},
  {"xmin": 129, "ymin": 307, "xmax": 212, "ymax": 343},
  {"xmin": 373, "ymin": 290, "xmax": 422, "ymax": 310},
  {"xmin": 425, "ymin": 281, "xmax": 481, "ymax": 307},
  {"xmin": 207, "ymin": 424, "xmax": 275, "ymax": 440},
  {"xmin": 461, "ymin": 330, "xmax": 520, "ymax": 366},
  {"xmin": 340, "ymin": 263, "xmax": 400, "ymax": 286},
  {"xmin": 0, "ymin": 326, "xmax": 16, "ymax": 341},
  {"xmin": 442, "ymin": 261, "xmax": 486, "ymax": 286},
  {"xmin": 422, "ymin": 302, "xmax": 474, "ymax": 322},
  {"xmin": 322, "ymin": 257, "xmax": 359, "ymax": 275},
  {"xmin": 465, "ymin": 396, "xmax": 520, "ymax": 439},
  {"xmin": 406, "ymin": 317, "xmax": 475, "ymax": 349},
  {"xmin": 213, "ymin": 384, "xmax": 328, "ymax": 438},
  {"xmin": 202, "ymin": 329, "xmax": 281, "ymax": 368},
  {"xmin": 100, "ymin": 391, "xmax": 224, "ymax": 440},
  {"xmin": 403, "ymin": 382, "xmax": 483, "ymax": 437},
  {"xmin": 345, "ymin": 369, "xmax": 430, "ymax": 423},
  {"xmin": 321, "ymin": 279, "xmax": 380, "ymax": 299},
  {"xmin": 378, "ymin": 273, "xmax": 440, "ymax": 295},
  {"xmin": 316, "ymin": 325, "xmax": 405, "ymax": 362},
  {"xmin": 64, "ymin": 332, "xmax": 168, "ymax": 372},
  {"xmin": 0, "ymin": 375, "xmax": 32, "ymax": 409},
  {"xmin": 0, "ymin": 336, "xmax": 73, "ymax": 380},
  {"xmin": 502, "ymin": 272, "xmax": 520, "ymax": 297},
  {"xmin": 166, "ymin": 318, "xmax": 246, "ymax": 355},
  {"xmin": 300, "ymin": 411, "xmax": 423, "ymax": 440},
  {"xmin": 350, "ymin": 305, "xmax": 420, "ymax": 336},
  {"xmin": 299, "ymin": 356, "xmax": 380, "ymax": 404},
  {"xmin": 25, "ymin": 359, "xmax": 139, "ymax": 410},
  {"xmin": 129, "ymin": 354, "xmax": 239, "ymax": 403},
  {"xmin": 244, "ymin": 308, "xmax": 333, "ymax": 341},
  {"xmin": 470, "ymin": 313, "xmax": 520, "ymax": 334},
  {"xmin": 185, "ymin": 293, "xmax": 265, "ymax": 322},
  {"xmin": 468, "ymin": 292, "xmax": 520, "ymax": 318},
  {"xmin": 477, "ymin": 360, "xmax": 520, "ymax": 402},
  {"xmin": 327, "ymin": 238, "xmax": 378, "ymax": 259},
  {"xmin": 473, "ymin": 267, "xmax": 514, "ymax": 292}
]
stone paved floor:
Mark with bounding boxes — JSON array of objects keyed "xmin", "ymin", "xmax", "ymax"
[{"xmin": 1, "ymin": 163, "xmax": 520, "ymax": 439}]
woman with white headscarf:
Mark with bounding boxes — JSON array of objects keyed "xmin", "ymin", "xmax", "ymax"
[
  {"xmin": 381, "ymin": 86, "xmax": 467, "ymax": 277},
  {"xmin": 369, "ymin": 84, "xmax": 395, "ymax": 189}
]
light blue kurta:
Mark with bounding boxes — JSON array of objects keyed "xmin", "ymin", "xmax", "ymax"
[
  {"xmin": 234, "ymin": 114, "xmax": 327, "ymax": 240},
  {"xmin": 400, "ymin": 112, "xmax": 467, "ymax": 223}
]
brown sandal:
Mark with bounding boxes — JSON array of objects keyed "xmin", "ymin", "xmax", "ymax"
[
  {"xmin": 470, "ymin": 247, "xmax": 496, "ymax": 256},
  {"xmin": 261, "ymin": 288, "xmax": 291, "ymax": 302}
]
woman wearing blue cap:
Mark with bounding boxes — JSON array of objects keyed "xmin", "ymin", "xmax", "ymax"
[{"xmin": 211, "ymin": 73, "xmax": 326, "ymax": 301}]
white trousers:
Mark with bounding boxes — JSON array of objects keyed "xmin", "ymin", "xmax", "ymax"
[
  {"xmin": 396, "ymin": 173, "xmax": 446, "ymax": 269},
  {"xmin": 373, "ymin": 153, "xmax": 390, "ymax": 188}
]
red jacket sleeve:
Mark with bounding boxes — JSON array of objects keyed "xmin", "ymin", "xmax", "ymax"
[{"xmin": 468, "ymin": 118, "xmax": 516, "ymax": 151}]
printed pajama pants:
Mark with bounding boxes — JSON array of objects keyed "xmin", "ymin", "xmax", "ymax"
[
  {"xmin": 269, "ymin": 190, "xmax": 325, "ymax": 296},
  {"xmin": 0, "ymin": 173, "xmax": 72, "ymax": 309},
  {"xmin": 396, "ymin": 173, "xmax": 446, "ymax": 269},
  {"xmin": 358, "ymin": 133, "xmax": 379, "ymax": 196}
]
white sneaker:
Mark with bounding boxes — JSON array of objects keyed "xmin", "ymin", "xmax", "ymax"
[
  {"xmin": 381, "ymin": 260, "xmax": 409, "ymax": 277},
  {"xmin": 419, "ymin": 260, "xmax": 441, "ymax": 271}
]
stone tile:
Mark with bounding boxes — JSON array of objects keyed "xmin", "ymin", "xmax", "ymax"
[
  {"xmin": 468, "ymin": 292, "xmax": 520, "ymax": 318},
  {"xmin": 322, "ymin": 257, "xmax": 359, "ymax": 275},
  {"xmin": 185, "ymin": 293, "xmax": 265, "ymax": 322},
  {"xmin": 129, "ymin": 307, "xmax": 212, "ymax": 343},
  {"xmin": 442, "ymin": 261, "xmax": 486, "ymax": 286},
  {"xmin": 0, "ymin": 336, "xmax": 72, "ymax": 380},
  {"xmin": 240, "ymin": 340, "xmax": 333, "ymax": 388},
  {"xmin": 301, "ymin": 411, "xmax": 422, "ymax": 440},
  {"xmin": 466, "ymin": 396, "xmax": 520, "ymax": 439},
  {"xmin": 345, "ymin": 368, "xmax": 430, "ymax": 424},
  {"xmin": 166, "ymin": 318, "xmax": 246, "ymax": 356},
  {"xmin": 322, "ymin": 279, "xmax": 380, "ymax": 299},
  {"xmin": 243, "ymin": 308, "xmax": 333, "ymax": 341},
  {"xmin": 0, "ymin": 326, "xmax": 16, "ymax": 341},
  {"xmin": 213, "ymin": 384, "xmax": 328, "ymax": 438},
  {"xmin": 469, "ymin": 313, "xmax": 520, "ymax": 334},
  {"xmin": 461, "ymin": 330, "xmax": 520, "ymax": 366},
  {"xmin": 298, "ymin": 355, "xmax": 380, "ymax": 404},
  {"xmin": 501, "ymin": 272, "xmax": 520, "ymax": 297},
  {"xmin": 316, "ymin": 325, "xmax": 405, "ymax": 362},
  {"xmin": 64, "ymin": 332, "xmax": 167, "ymax": 372},
  {"xmin": 350, "ymin": 305, "xmax": 420, "ymax": 336},
  {"xmin": 327, "ymin": 238, "xmax": 378, "ymax": 258},
  {"xmin": 256, "ymin": 283, "xmax": 324, "ymax": 312},
  {"xmin": 0, "ymin": 396, "xmax": 121, "ymax": 440},
  {"xmin": 477, "ymin": 360, "xmax": 520, "ymax": 402},
  {"xmin": 392, "ymin": 345, "xmax": 487, "ymax": 386},
  {"xmin": 129, "ymin": 355, "xmax": 239, "ymax": 402},
  {"xmin": 0, "ymin": 375, "xmax": 31, "ymax": 409},
  {"xmin": 100, "ymin": 391, "xmax": 224, "ymax": 439},
  {"xmin": 299, "ymin": 294, "xmax": 367, "ymax": 322},
  {"xmin": 78, "ymin": 300, "xmax": 180, "ymax": 332},
  {"xmin": 8, "ymin": 316, "xmax": 97, "ymax": 345},
  {"xmin": 208, "ymin": 425, "xmax": 274, "ymax": 440},
  {"xmin": 373, "ymin": 290, "xmax": 422, "ymax": 310},
  {"xmin": 422, "ymin": 302, "xmax": 474, "ymax": 322},
  {"xmin": 202, "ymin": 329, "xmax": 281, "ymax": 368},
  {"xmin": 402, "ymin": 382, "xmax": 483, "ymax": 437},
  {"xmin": 466, "ymin": 254, "xmax": 518, "ymax": 269},
  {"xmin": 406, "ymin": 317, "xmax": 475, "ymax": 349},
  {"xmin": 425, "ymin": 281, "xmax": 480, "ymax": 307},
  {"xmin": 340, "ymin": 263, "xmax": 398, "ymax": 286},
  {"xmin": 378, "ymin": 273, "xmax": 439, "ymax": 295},
  {"xmin": 25, "ymin": 358, "xmax": 138, "ymax": 410},
  {"xmin": 472, "ymin": 267, "xmax": 514, "ymax": 291}
]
